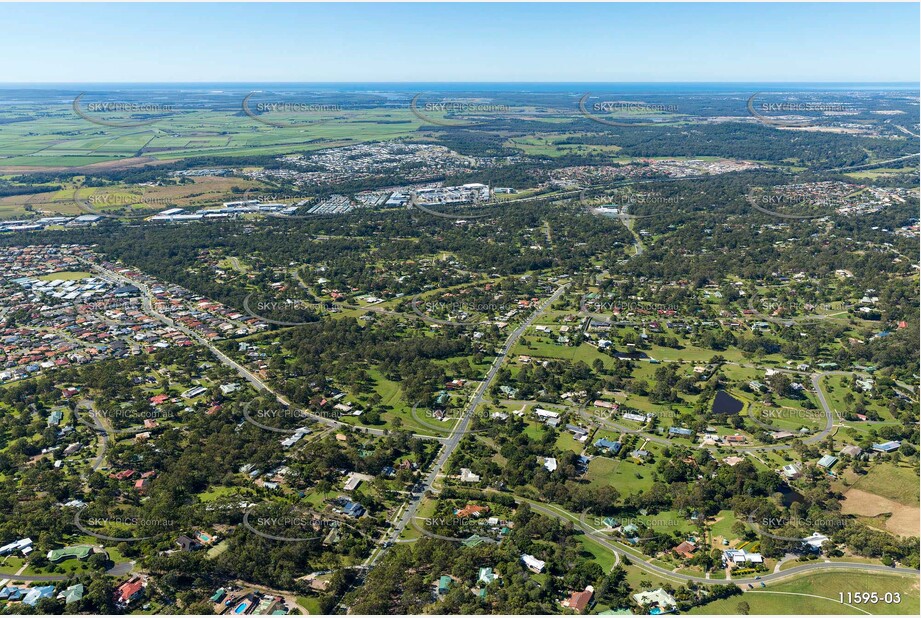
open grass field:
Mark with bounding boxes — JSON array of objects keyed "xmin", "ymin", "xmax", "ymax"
[
  {"xmin": 574, "ymin": 533, "xmax": 618, "ymax": 572},
  {"xmin": 688, "ymin": 571, "xmax": 920, "ymax": 615},
  {"xmin": 37, "ymin": 270, "xmax": 93, "ymax": 281},
  {"xmin": 512, "ymin": 335, "xmax": 617, "ymax": 369},
  {"xmin": 0, "ymin": 104, "xmax": 427, "ymax": 170},
  {"xmin": 820, "ymin": 375, "xmax": 899, "ymax": 427},
  {"xmin": 708, "ymin": 509, "xmax": 744, "ymax": 546},
  {"xmin": 0, "ymin": 175, "xmax": 268, "ymax": 218},
  {"xmin": 836, "ymin": 464, "xmax": 921, "ymax": 537},
  {"xmin": 296, "ymin": 595, "xmax": 324, "ymax": 615},
  {"xmin": 845, "ymin": 463, "xmax": 920, "ymax": 506},
  {"xmin": 585, "ymin": 455, "xmax": 657, "ymax": 496}
]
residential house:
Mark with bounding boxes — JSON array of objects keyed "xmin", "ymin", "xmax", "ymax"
[
  {"xmin": 632, "ymin": 588, "xmax": 677, "ymax": 612},
  {"xmin": 47, "ymin": 545, "xmax": 93, "ymax": 563},
  {"xmin": 176, "ymin": 535, "xmax": 202, "ymax": 552},
  {"xmin": 872, "ymin": 441, "xmax": 901, "ymax": 453},
  {"xmin": 456, "ymin": 504, "xmax": 490, "ymax": 519},
  {"xmin": 22, "ymin": 585, "xmax": 56, "ymax": 607},
  {"xmin": 521, "ymin": 553, "xmax": 546, "ymax": 573},
  {"xmin": 723, "ymin": 549, "xmax": 763, "ymax": 565},
  {"xmin": 594, "ymin": 438, "xmax": 621, "ymax": 455},
  {"xmin": 459, "ymin": 468, "xmax": 481, "ymax": 483},
  {"xmin": 673, "ymin": 540, "xmax": 696, "ymax": 559},
  {"xmin": 58, "ymin": 584, "xmax": 84, "ymax": 605},
  {"xmin": 562, "ymin": 585, "xmax": 594, "ymax": 613},
  {"xmin": 803, "ymin": 532, "xmax": 829, "ymax": 551},
  {"xmin": 782, "ymin": 463, "xmax": 802, "ymax": 480},
  {"xmin": 114, "ymin": 576, "xmax": 146, "ymax": 608}
]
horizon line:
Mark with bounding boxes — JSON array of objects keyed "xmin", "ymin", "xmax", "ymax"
[{"xmin": 0, "ymin": 80, "xmax": 918, "ymax": 85}]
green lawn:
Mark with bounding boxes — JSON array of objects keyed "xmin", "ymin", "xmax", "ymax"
[
  {"xmin": 847, "ymin": 463, "xmax": 920, "ymax": 506},
  {"xmin": 297, "ymin": 595, "xmax": 324, "ymax": 615},
  {"xmin": 512, "ymin": 336, "xmax": 617, "ymax": 368},
  {"xmin": 37, "ymin": 270, "xmax": 93, "ymax": 281},
  {"xmin": 689, "ymin": 571, "xmax": 920, "ymax": 615},
  {"xmin": 585, "ymin": 456, "xmax": 656, "ymax": 496}
]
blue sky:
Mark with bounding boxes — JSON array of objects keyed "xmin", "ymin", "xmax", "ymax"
[{"xmin": 2, "ymin": 2, "xmax": 918, "ymax": 82}]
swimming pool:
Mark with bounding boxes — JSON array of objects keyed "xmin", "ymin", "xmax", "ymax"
[{"xmin": 233, "ymin": 601, "xmax": 250, "ymax": 614}]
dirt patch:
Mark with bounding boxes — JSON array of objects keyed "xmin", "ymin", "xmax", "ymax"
[{"xmin": 841, "ymin": 488, "xmax": 920, "ymax": 537}]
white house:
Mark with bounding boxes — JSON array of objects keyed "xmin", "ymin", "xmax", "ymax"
[
  {"xmin": 803, "ymin": 532, "xmax": 829, "ymax": 550},
  {"xmin": 723, "ymin": 549, "xmax": 763, "ymax": 565},
  {"xmin": 534, "ymin": 408, "xmax": 560, "ymax": 422},
  {"xmin": 521, "ymin": 553, "xmax": 546, "ymax": 573},
  {"xmin": 633, "ymin": 588, "xmax": 677, "ymax": 609},
  {"xmin": 0, "ymin": 537, "xmax": 32, "ymax": 556},
  {"xmin": 460, "ymin": 468, "xmax": 481, "ymax": 483}
]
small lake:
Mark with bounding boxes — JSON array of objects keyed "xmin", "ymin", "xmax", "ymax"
[
  {"xmin": 778, "ymin": 484, "xmax": 805, "ymax": 507},
  {"xmin": 712, "ymin": 390, "xmax": 744, "ymax": 415}
]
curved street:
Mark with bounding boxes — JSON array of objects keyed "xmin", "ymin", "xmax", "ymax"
[{"xmin": 524, "ymin": 501, "xmax": 919, "ymax": 587}]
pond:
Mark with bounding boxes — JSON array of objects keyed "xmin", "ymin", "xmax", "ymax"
[{"xmin": 712, "ymin": 390, "xmax": 744, "ymax": 415}]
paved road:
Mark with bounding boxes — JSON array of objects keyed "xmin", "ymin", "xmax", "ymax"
[
  {"xmin": 825, "ymin": 153, "xmax": 920, "ymax": 173},
  {"xmin": 892, "ymin": 125, "xmax": 921, "ymax": 139},
  {"xmin": 575, "ymin": 365, "xmax": 847, "ymax": 452},
  {"xmin": 525, "ymin": 500, "xmax": 919, "ymax": 586},
  {"xmin": 75, "ymin": 399, "xmax": 109, "ymax": 474},
  {"xmin": 367, "ymin": 284, "xmax": 569, "ymax": 567},
  {"xmin": 82, "ymin": 259, "xmax": 448, "ymax": 443}
]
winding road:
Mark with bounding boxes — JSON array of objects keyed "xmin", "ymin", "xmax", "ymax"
[{"xmin": 524, "ymin": 500, "xmax": 918, "ymax": 587}]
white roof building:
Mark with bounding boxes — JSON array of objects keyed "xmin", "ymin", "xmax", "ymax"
[
  {"xmin": 633, "ymin": 588, "xmax": 677, "ymax": 608},
  {"xmin": 534, "ymin": 408, "xmax": 560, "ymax": 420},
  {"xmin": 723, "ymin": 549, "xmax": 763, "ymax": 564},
  {"xmin": 803, "ymin": 532, "xmax": 829, "ymax": 549},
  {"xmin": 521, "ymin": 553, "xmax": 546, "ymax": 573},
  {"xmin": 0, "ymin": 537, "xmax": 33, "ymax": 556},
  {"xmin": 460, "ymin": 468, "xmax": 481, "ymax": 483}
]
